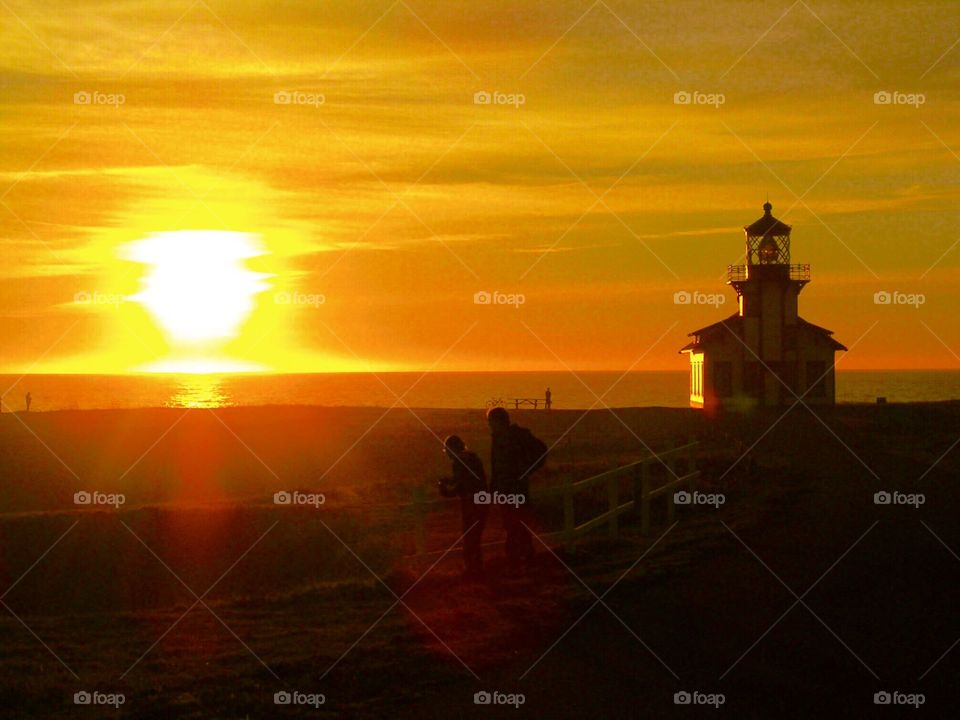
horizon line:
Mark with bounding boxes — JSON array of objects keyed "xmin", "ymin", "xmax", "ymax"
[{"xmin": 2, "ymin": 368, "xmax": 959, "ymax": 377}]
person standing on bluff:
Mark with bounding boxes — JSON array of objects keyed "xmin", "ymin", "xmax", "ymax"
[
  {"xmin": 437, "ymin": 435, "xmax": 488, "ymax": 580},
  {"xmin": 486, "ymin": 407, "xmax": 548, "ymax": 575}
]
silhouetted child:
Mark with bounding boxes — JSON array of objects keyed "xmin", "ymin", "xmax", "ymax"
[{"xmin": 438, "ymin": 435, "xmax": 488, "ymax": 580}]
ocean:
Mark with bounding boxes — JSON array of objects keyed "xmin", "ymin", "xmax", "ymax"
[{"xmin": 1, "ymin": 371, "xmax": 959, "ymax": 412}]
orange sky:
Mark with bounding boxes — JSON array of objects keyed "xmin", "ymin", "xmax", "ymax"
[{"xmin": 1, "ymin": 0, "xmax": 959, "ymax": 373}]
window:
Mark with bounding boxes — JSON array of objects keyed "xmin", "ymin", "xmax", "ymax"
[
  {"xmin": 714, "ymin": 361, "xmax": 733, "ymax": 397},
  {"xmin": 691, "ymin": 358, "xmax": 703, "ymax": 398},
  {"xmin": 776, "ymin": 363, "xmax": 798, "ymax": 395},
  {"xmin": 806, "ymin": 361, "xmax": 827, "ymax": 398},
  {"xmin": 743, "ymin": 362, "xmax": 762, "ymax": 398}
]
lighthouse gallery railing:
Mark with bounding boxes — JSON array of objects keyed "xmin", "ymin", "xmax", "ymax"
[{"xmin": 726, "ymin": 264, "xmax": 810, "ymax": 282}]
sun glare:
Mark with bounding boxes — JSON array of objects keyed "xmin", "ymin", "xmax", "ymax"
[
  {"xmin": 126, "ymin": 231, "xmax": 269, "ymax": 343},
  {"xmin": 124, "ymin": 231, "xmax": 271, "ymax": 372}
]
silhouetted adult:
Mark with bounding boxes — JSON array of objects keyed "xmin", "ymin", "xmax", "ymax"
[
  {"xmin": 438, "ymin": 435, "xmax": 488, "ymax": 580},
  {"xmin": 544, "ymin": 387, "xmax": 552, "ymax": 410},
  {"xmin": 486, "ymin": 407, "xmax": 547, "ymax": 575},
  {"xmin": 25, "ymin": 392, "xmax": 31, "ymax": 412}
]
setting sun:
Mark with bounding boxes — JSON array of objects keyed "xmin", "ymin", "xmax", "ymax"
[
  {"xmin": 123, "ymin": 230, "xmax": 270, "ymax": 372},
  {"xmin": 125, "ymin": 230, "xmax": 269, "ymax": 344}
]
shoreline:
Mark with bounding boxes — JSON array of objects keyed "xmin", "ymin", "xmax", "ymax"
[{"xmin": 4, "ymin": 370, "xmax": 960, "ymax": 413}]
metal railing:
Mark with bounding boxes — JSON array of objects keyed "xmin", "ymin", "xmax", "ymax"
[
  {"xmin": 727, "ymin": 263, "xmax": 810, "ymax": 282},
  {"xmin": 727, "ymin": 264, "xmax": 747, "ymax": 281}
]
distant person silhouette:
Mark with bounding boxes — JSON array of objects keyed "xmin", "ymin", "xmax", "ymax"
[
  {"xmin": 544, "ymin": 387, "xmax": 552, "ymax": 410},
  {"xmin": 487, "ymin": 407, "xmax": 548, "ymax": 575},
  {"xmin": 25, "ymin": 392, "xmax": 31, "ymax": 412},
  {"xmin": 438, "ymin": 435, "xmax": 488, "ymax": 580}
]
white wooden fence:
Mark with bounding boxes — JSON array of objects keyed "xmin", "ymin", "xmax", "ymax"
[{"xmin": 409, "ymin": 439, "xmax": 700, "ymax": 555}]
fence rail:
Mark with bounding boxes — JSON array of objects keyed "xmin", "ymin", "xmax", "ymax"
[
  {"xmin": 511, "ymin": 397, "xmax": 548, "ymax": 409},
  {"xmin": 550, "ymin": 440, "xmax": 699, "ymax": 550},
  {"xmin": 409, "ymin": 439, "xmax": 700, "ymax": 555}
]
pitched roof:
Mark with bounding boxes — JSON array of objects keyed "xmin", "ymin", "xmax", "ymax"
[
  {"xmin": 745, "ymin": 202, "xmax": 791, "ymax": 237},
  {"xmin": 679, "ymin": 314, "xmax": 741, "ymax": 352},
  {"xmin": 797, "ymin": 318, "xmax": 848, "ymax": 350},
  {"xmin": 685, "ymin": 313, "xmax": 741, "ymax": 338},
  {"xmin": 679, "ymin": 315, "xmax": 847, "ymax": 352}
]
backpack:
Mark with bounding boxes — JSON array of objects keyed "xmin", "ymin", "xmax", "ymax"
[{"xmin": 514, "ymin": 426, "xmax": 548, "ymax": 479}]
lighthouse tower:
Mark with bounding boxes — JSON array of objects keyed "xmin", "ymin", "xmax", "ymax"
[{"xmin": 680, "ymin": 202, "xmax": 846, "ymax": 410}]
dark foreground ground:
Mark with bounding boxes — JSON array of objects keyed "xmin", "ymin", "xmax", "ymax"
[{"xmin": 1, "ymin": 402, "xmax": 959, "ymax": 718}]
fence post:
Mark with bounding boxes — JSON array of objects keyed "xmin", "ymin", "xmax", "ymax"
[
  {"xmin": 563, "ymin": 475, "xmax": 575, "ymax": 552},
  {"xmin": 412, "ymin": 485, "xmax": 426, "ymax": 555},
  {"xmin": 639, "ymin": 461, "xmax": 650, "ymax": 535},
  {"xmin": 608, "ymin": 473, "xmax": 619, "ymax": 540},
  {"xmin": 686, "ymin": 437, "xmax": 697, "ymax": 492},
  {"xmin": 664, "ymin": 438, "xmax": 677, "ymax": 478}
]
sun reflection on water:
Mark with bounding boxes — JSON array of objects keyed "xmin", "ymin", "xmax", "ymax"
[{"xmin": 167, "ymin": 375, "xmax": 229, "ymax": 408}]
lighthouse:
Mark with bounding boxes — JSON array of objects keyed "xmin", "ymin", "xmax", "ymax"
[{"xmin": 680, "ymin": 202, "xmax": 846, "ymax": 410}]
